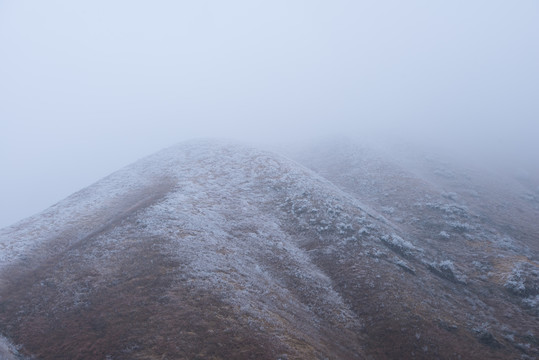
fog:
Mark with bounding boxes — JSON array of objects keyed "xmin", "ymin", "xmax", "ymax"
[{"xmin": 1, "ymin": 1, "xmax": 538, "ymax": 228}]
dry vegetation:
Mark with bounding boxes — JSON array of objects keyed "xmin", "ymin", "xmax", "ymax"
[{"xmin": 0, "ymin": 140, "xmax": 537, "ymax": 359}]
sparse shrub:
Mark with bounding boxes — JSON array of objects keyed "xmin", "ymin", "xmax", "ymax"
[
  {"xmin": 437, "ymin": 319, "xmax": 458, "ymax": 332},
  {"xmin": 425, "ymin": 202, "xmax": 469, "ymax": 218},
  {"xmin": 380, "ymin": 234, "xmax": 417, "ymax": 256},
  {"xmin": 439, "ymin": 231, "xmax": 450, "ymax": 240},
  {"xmin": 439, "ymin": 260, "xmax": 455, "ymax": 273},
  {"xmin": 381, "ymin": 206, "xmax": 395, "ymax": 215},
  {"xmin": 358, "ymin": 227, "xmax": 370, "ymax": 236},
  {"xmin": 393, "ymin": 257, "xmax": 416, "ymax": 274},
  {"xmin": 427, "ymin": 260, "xmax": 467, "ymax": 283},
  {"xmin": 495, "ymin": 235, "xmax": 518, "ymax": 251},
  {"xmin": 437, "ymin": 260, "xmax": 457, "ymax": 280},
  {"xmin": 472, "ymin": 261, "xmax": 491, "ymax": 273},
  {"xmin": 447, "ymin": 221, "xmax": 473, "ymax": 233},
  {"xmin": 522, "ymin": 295, "xmax": 539, "ymax": 315},
  {"xmin": 505, "ymin": 268, "xmax": 526, "ymax": 296},
  {"xmin": 472, "ymin": 323, "xmax": 502, "ymax": 348},
  {"xmin": 442, "ymin": 192, "xmax": 458, "ymax": 201},
  {"xmin": 504, "ymin": 262, "xmax": 539, "ymax": 297},
  {"xmin": 336, "ymin": 222, "xmax": 354, "ymax": 235}
]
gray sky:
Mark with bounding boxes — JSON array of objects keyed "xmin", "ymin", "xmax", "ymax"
[{"xmin": 1, "ymin": 1, "xmax": 538, "ymax": 228}]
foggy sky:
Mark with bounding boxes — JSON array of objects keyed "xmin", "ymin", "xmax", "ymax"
[{"xmin": 1, "ymin": 1, "xmax": 538, "ymax": 228}]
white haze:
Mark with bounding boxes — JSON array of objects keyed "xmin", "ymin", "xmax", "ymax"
[{"xmin": 0, "ymin": 0, "xmax": 538, "ymax": 228}]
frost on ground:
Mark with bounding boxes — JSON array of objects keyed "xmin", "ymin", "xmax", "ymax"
[
  {"xmin": 287, "ymin": 139, "xmax": 539, "ymax": 358},
  {"xmin": 0, "ymin": 139, "xmax": 538, "ymax": 360},
  {"xmin": 0, "ymin": 141, "xmax": 371, "ymax": 359},
  {"xmin": 0, "ymin": 335, "xmax": 25, "ymax": 360}
]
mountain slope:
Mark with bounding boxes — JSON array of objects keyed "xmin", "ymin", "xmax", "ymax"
[
  {"xmin": 289, "ymin": 139, "xmax": 539, "ymax": 357},
  {"xmin": 0, "ymin": 140, "xmax": 537, "ymax": 359}
]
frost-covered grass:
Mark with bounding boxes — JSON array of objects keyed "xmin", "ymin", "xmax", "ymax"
[
  {"xmin": 0, "ymin": 141, "xmax": 384, "ymax": 339},
  {"xmin": 0, "ymin": 335, "xmax": 23, "ymax": 360},
  {"xmin": 0, "ymin": 141, "xmax": 375, "ymax": 357},
  {"xmin": 2, "ymin": 139, "xmax": 539, "ymax": 359}
]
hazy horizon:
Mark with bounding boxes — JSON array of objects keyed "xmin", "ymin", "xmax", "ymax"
[{"xmin": 1, "ymin": 1, "xmax": 538, "ymax": 228}]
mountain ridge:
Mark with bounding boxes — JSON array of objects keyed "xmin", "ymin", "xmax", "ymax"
[{"xmin": 0, "ymin": 139, "xmax": 537, "ymax": 359}]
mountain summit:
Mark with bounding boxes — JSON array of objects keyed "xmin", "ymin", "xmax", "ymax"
[{"xmin": 0, "ymin": 140, "xmax": 537, "ymax": 359}]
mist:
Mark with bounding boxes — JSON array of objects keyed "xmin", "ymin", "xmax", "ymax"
[{"xmin": 1, "ymin": 0, "xmax": 538, "ymax": 228}]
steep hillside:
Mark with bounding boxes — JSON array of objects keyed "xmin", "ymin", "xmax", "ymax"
[
  {"xmin": 290, "ymin": 139, "xmax": 539, "ymax": 358},
  {"xmin": 0, "ymin": 140, "xmax": 537, "ymax": 359}
]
